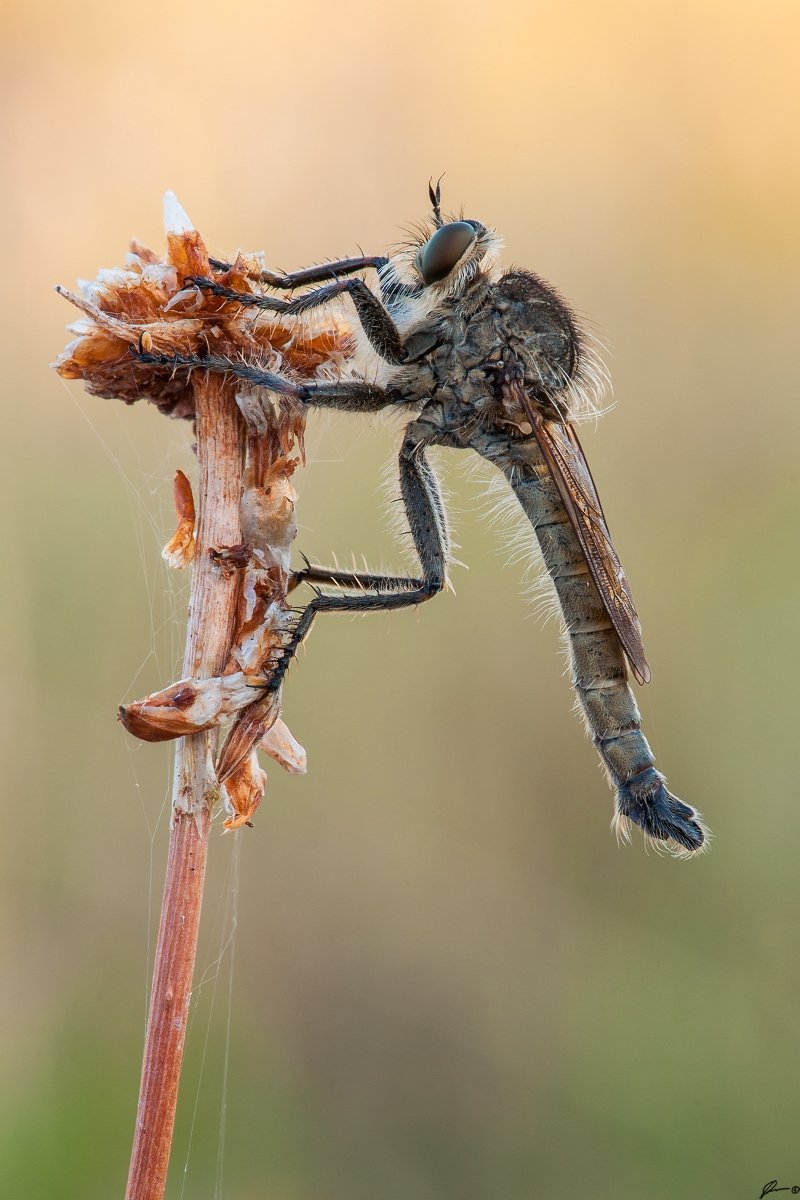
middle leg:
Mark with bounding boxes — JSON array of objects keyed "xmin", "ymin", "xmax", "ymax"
[{"xmin": 288, "ymin": 560, "xmax": 423, "ymax": 594}]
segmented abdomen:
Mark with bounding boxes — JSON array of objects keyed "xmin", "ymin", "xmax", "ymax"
[
  {"xmin": 470, "ymin": 432, "xmax": 705, "ymax": 854},
  {"xmin": 506, "ymin": 443, "xmax": 652, "ymax": 764}
]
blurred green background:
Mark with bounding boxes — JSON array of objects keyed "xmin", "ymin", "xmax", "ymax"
[{"xmin": 3, "ymin": 1, "xmax": 799, "ymax": 1196}]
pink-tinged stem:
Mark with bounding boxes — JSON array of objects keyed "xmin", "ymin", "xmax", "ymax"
[{"xmin": 125, "ymin": 373, "xmax": 245, "ymax": 1200}]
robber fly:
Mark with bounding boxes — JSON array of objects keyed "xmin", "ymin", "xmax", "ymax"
[{"xmin": 138, "ymin": 183, "xmax": 706, "ymax": 855}]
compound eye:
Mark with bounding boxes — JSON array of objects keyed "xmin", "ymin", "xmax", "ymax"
[{"xmin": 419, "ymin": 221, "xmax": 477, "ymax": 285}]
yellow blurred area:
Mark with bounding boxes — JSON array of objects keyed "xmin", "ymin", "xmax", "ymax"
[{"xmin": 2, "ymin": 1, "xmax": 799, "ymax": 1196}]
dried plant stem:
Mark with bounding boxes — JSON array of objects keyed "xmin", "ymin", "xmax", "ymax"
[{"xmin": 125, "ymin": 373, "xmax": 245, "ymax": 1200}]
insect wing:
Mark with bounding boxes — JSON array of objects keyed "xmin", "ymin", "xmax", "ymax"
[{"xmin": 516, "ymin": 388, "xmax": 651, "ymax": 684}]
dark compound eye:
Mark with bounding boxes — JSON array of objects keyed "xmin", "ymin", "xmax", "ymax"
[{"xmin": 419, "ymin": 221, "xmax": 477, "ymax": 285}]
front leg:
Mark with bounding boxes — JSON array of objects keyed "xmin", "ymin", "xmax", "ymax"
[
  {"xmin": 189, "ymin": 275, "xmax": 409, "ymax": 366},
  {"xmin": 133, "ymin": 347, "xmax": 403, "ymax": 413},
  {"xmin": 209, "ymin": 254, "xmax": 389, "ymax": 289}
]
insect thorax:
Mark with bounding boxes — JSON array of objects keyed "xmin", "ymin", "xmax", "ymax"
[{"xmin": 389, "ymin": 269, "xmax": 582, "ymax": 432}]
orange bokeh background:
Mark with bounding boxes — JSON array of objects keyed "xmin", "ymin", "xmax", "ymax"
[{"xmin": 2, "ymin": 2, "xmax": 799, "ymax": 1196}]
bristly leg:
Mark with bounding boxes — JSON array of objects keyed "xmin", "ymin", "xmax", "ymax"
[
  {"xmin": 208, "ymin": 254, "xmax": 389, "ymax": 289},
  {"xmin": 190, "ymin": 274, "xmax": 409, "ymax": 365},
  {"xmin": 265, "ymin": 431, "xmax": 449, "ymax": 694},
  {"xmin": 184, "ymin": 277, "xmax": 291, "ymax": 312},
  {"xmin": 289, "ymin": 562, "xmax": 423, "ymax": 594},
  {"xmin": 133, "ymin": 348, "xmax": 403, "ymax": 412},
  {"xmin": 133, "ymin": 345, "xmax": 448, "ymax": 695}
]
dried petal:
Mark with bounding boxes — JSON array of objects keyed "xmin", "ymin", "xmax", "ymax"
[
  {"xmin": 119, "ymin": 671, "xmax": 263, "ymax": 742},
  {"xmin": 128, "ymin": 239, "xmax": 162, "ymax": 265},
  {"xmin": 166, "ymin": 220, "xmax": 209, "ymax": 281},
  {"xmin": 162, "ymin": 469, "xmax": 196, "ymax": 568},
  {"xmin": 221, "ymin": 751, "xmax": 267, "ymax": 831},
  {"xmin": 163, "ymin": 285, "xmax": 205, "ymax": 314},
  {"xmin": 235, "ymin": 390, "xmax": 271, "ymax": 436},
  {"xmin": 163, "ymin": 190, "xmax": 195, "ymax": 235},
  {"xmin": 52, "ymin": 285, "xmax": 206, "ymax": 418},
  {"xmin": 217, "ymin": 692, "xmax": 281, "ymax": 783},
  {"xmin": 260, "ymin": 718, "xmax": 307, "ymax": 775}
]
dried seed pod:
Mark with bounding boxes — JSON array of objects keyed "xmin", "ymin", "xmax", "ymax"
[{"xmin": 119, "ymin": 672, "xmax": 264, "ymax": 743}]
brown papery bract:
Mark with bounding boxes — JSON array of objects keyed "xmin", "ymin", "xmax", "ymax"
[
  {"xmin": 54, "ymin": 205, "xmax": 353, "ymax": 420},
  {"xmin": 118, "ymin": 671, "xmax": 265, "ymax": 743},
  {"xmin": 222, "ymin": 751, "xmax": 268, "ymax": 831},
  {"xmin": 162, "ymin": 469, "xmax": 196, "ymax": 568}
]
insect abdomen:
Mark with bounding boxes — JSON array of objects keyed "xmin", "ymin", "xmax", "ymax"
[{"xmin": 497, "ymin": 443, "xmax": 705, "ymax": 854}]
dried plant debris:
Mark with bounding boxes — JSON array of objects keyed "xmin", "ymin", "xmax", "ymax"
[
  {"xmin": 222, "ymin": 751, "xmax": 269, "ymax": 831},
  {"xmin": 118, "ymin": 671, "xmax": 266, "ymax": 743},
  {"xmin": 217, "ymin": 691, "xmax": 283, "ymax": 786},
  {"xmin": 260, "ymin": 718, "xmax": 308, "ymax": 775},
  {"xmin": 220, "ymin": 725, "xmax": 306, "ymax": 831},
  {"xmin": 55, "ymin": 192, "xmax": 352, "ymax": 827},
  {"xmin": 162, "ymin": 469, "xmax": 196, "ymax": 568},
  {"xmin": 53, "ymin": 190, "xmax": 353, "ymax": 420}
]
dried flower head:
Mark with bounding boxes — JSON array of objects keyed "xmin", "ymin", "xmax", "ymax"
[{"xmin": 53, "ymin": 191, "xmax": 354, "ymax": 420}]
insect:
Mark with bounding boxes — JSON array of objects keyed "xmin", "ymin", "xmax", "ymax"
[{"xmin": 138, "ymin": 183, "xmax": 706, "ymax": 855}]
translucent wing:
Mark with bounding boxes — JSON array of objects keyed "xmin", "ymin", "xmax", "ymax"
[{"xmin": 513, "ymin": 382, "xmax": 651, "ymax": 685}]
